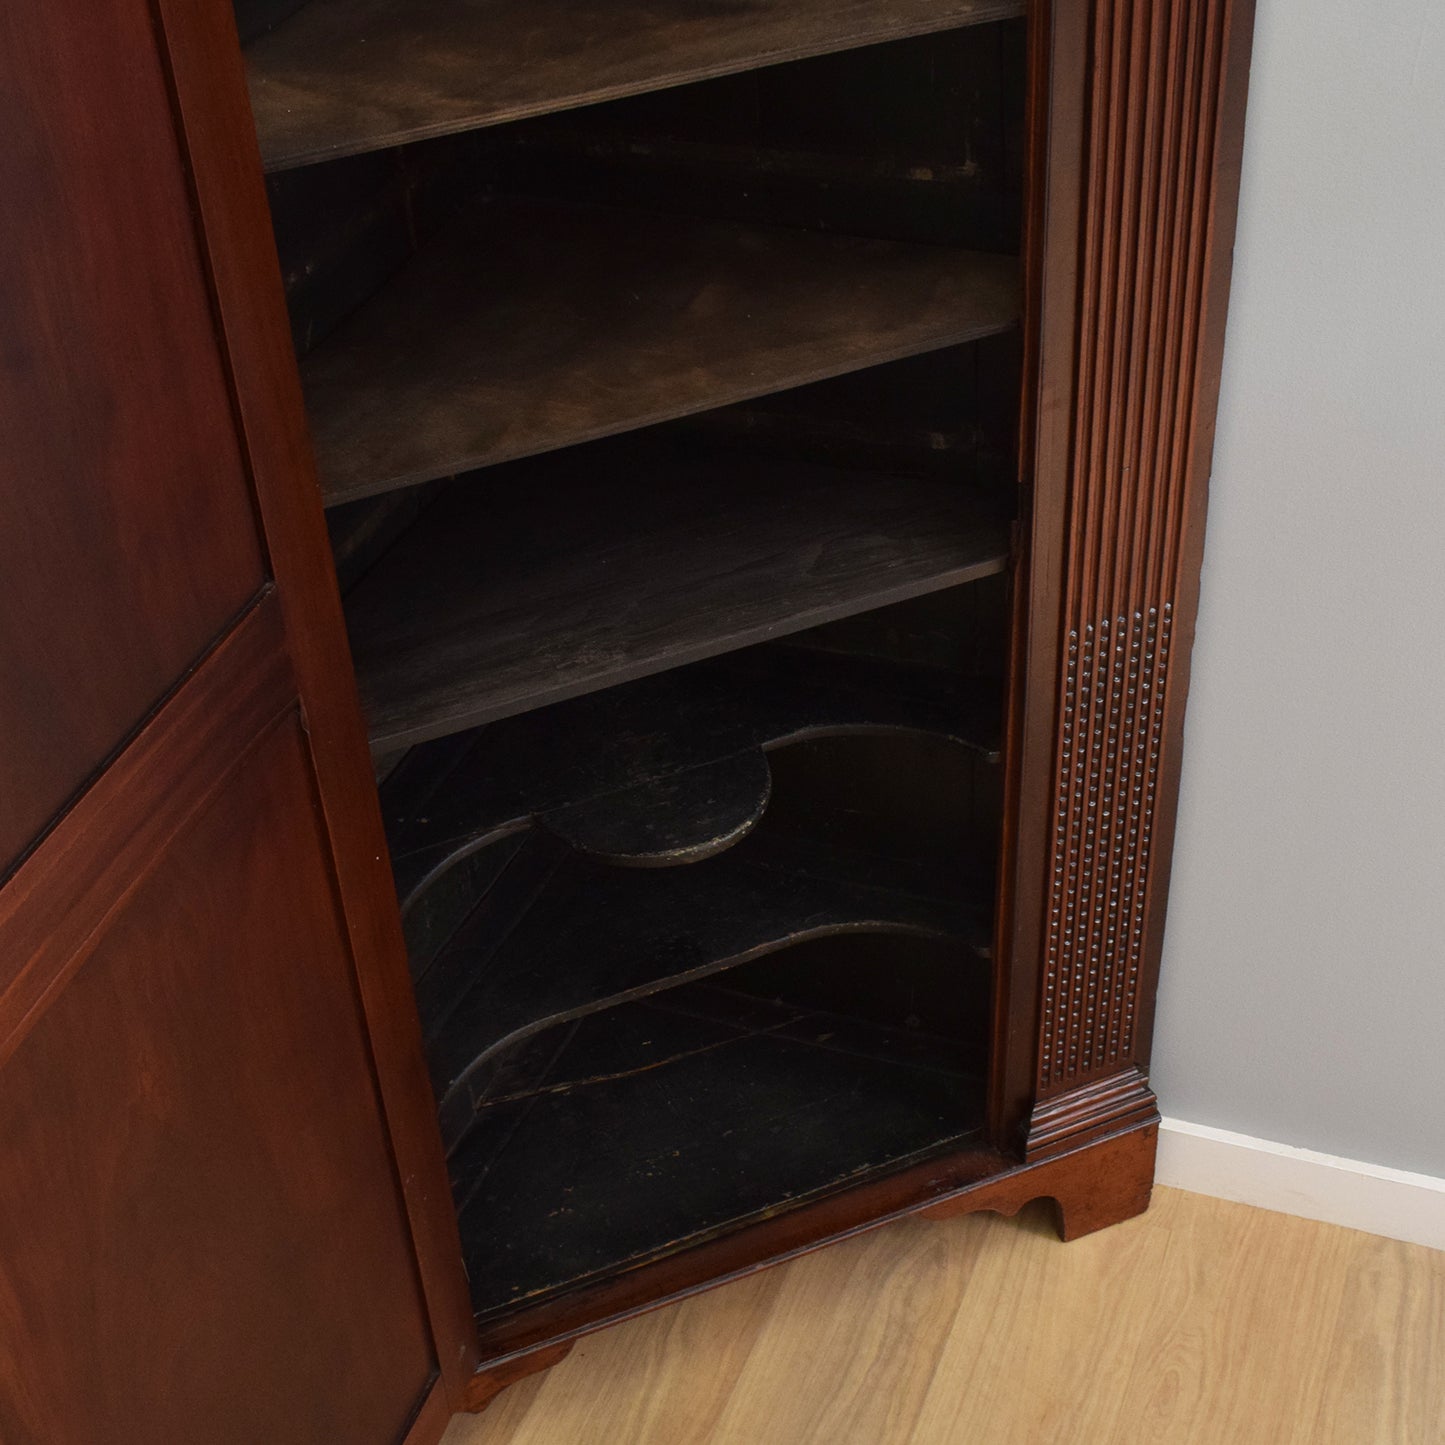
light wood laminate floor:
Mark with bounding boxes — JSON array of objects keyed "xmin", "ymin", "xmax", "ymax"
[{"xmin": 442, "ymin": 1187, "xmax": 1444, "ymax": 1445}]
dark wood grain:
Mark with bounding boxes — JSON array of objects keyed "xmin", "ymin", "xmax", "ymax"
[
  {"xmin": 449, "ymin": 983, "xmax": 987, "ymax": 1317},
  {"xmin": 347, "ymin": 441, "xmax": 1012, "ymax": 750},
  {"xmin": 0, "ymin": 598, "xmax": 290, "ymax": 1062},
  {"xmin": 0, "ymin": 718, "xmax": 435, "ymax": 1445},
  {"xmin": 246, "ymin": 0, "xmax": 1025, "ymax": 171},
  {"xmin": 384, "ymin": 645, "xmax": 1002, "ymax": 937},
  {"xmin": 423, "ymin": 827, "xmax": 992, "ymax": 1151},
  {"xmin": 0, "ymin": 0, "xmax": 266, "ymax": 878},
  {"xmin": 302, "ymin": 198, "xmax": 1020, "ymax": 505}
]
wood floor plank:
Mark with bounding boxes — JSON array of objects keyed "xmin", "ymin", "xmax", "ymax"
[
  {"xmin": 1073, "ymin": 1189, "xmax": 1354, "ymax": 1445},
  {"xmin": 906, "ymin": 1200, "xmax": 1170, "ymax": 1444},
  {"xmin": 1174, "ymin": 1202, "xmax": 1354, "ymax": 1445},
  {"xmin": 1086, "ymin": 1187, "xmax": 1245, "ymax": 1443},
  {"xmin": 1308, "ymin": 1233, "xmax": 1445, "ymax": 1445},
  {"xmin": 536, "ymin": 1269, "xmax": 789, "ymax": 1445},
  {"xmin": 704, "ymin": 1219, "xmax": 990, "ymax": 1445},
  {"xmin": 439, "ymin": 1188, "xmax": 1445, "ymax": 1445}
]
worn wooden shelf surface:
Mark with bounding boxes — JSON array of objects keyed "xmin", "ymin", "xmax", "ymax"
[
  {"xmin": 344, "ymin": 441, "xmax": 1012, "ymax": 751},
  {"xmin": 420, "ymin": 823, "xmax": 991, "ymax": 1150},
  {"xmin": 246, "ymin": 0, "xmax": 1025, "ymax": 171},
  {"xmin": 302, "ymin": 198, "xmax": 1020, "ymax": 506},
  {"xmin": 447, "ymin": 982, "xmax": 986, "ymax": 1317}
]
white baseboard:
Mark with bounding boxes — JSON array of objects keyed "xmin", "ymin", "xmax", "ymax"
[{"xmin": 1156, "ymin": 1117, "xmax": 1445, "ymax": 1252}]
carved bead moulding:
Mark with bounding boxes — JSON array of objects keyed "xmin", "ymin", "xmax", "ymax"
[{"xmin": 1037, "ymin": 0, "xmax": 1241, "ymax": 1097}]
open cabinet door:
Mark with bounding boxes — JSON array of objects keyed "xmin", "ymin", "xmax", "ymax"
[{"xmin": 0, "ymin": 3, "xmax": 470, "ymax": 1441}]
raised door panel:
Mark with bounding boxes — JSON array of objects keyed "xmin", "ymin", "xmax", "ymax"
[
  {"xmin": 0, "ymin": 0, "xmax": 267, "ymax": 873},
  {"xmin": 0, "ymin": 707, "xmax": 434, "ymax": 1445},
  {"xmin": 0, "ymin": 0, "xmax": 466, "ymax": 1436}
]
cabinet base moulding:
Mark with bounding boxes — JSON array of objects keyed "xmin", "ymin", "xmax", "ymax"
[
  {"xmin": 462, "ymin": 1340, "xmax": 577, "ymax": 1416},
  {"xmin": 460, "ymin": 1117, "xmax": 1158, "ymax": 1412},
  {"xmin": 920, "ymin": 1114, "xmax": 1158, "ymax": 1241},
  {"xmin": 1023, "ymin": 1067, "xmax": 1161, "ymax": 1162}
]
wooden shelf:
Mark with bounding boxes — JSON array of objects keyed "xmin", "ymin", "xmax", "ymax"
[
  {"xmin": 447, "ymin": 982, "xmax": 986, "ymax": 1316},
  {"xmin": 302, "ymin": 199, "xmax": 1020, "ymax": 506},
  {"xmin": 344, "ymin": 440, "xmax": 1013, "ymax": 752},
  {"xmin": 421, "ymin": 821, "xmax": 991, "ymax": 1150},
  {"xmin": 246, "ymin": 0, "xmax": 1026, "ymax": 172},
  {"xmin": 383, "ymin": 644, "xmax": 1002, "ymax": 936}
]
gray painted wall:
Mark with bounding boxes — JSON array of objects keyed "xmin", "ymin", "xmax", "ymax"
[{"xmin": 1151, "ymin": 0, "xmax": 1445, "ymax": 1177}]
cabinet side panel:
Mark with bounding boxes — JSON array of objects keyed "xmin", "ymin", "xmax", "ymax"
[
  {"xmin": 0, "ymin": 716, "xmax": 435, "ymax": 1445},
  {"xmin": 1016, "ymin": 0, "xmax": 1255, "ymax": 1151},
  {"xmin": 0, "ymin": 0, "xmax": 266, "ymax": 874}
]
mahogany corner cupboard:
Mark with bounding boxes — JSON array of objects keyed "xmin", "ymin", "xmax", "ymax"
[{"xmin": 0, "ymin": 1, "xmax": 1254, "ymax": 1439}]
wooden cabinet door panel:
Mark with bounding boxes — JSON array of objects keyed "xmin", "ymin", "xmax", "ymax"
[
  {"xmin": 0, "ymin": 0, "xmax": 267, "ymax": 875},
  {"xmin": 0, "ymin": 707, "xmax": 434, "ymax": 1445},
  {"xmin": 0, "ymin": 0, "xmax": 470, "ymax": 1439}
]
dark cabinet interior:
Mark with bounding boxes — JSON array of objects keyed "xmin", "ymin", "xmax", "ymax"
[{"xmin": 237, "ymin": 0, "xmax": 1027, "ymax": 1344}]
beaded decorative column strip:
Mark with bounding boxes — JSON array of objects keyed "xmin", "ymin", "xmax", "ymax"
[{"xmin": 1022, "ymin": 0, "xmax": 1253, "ymax": 1159}]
